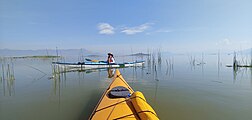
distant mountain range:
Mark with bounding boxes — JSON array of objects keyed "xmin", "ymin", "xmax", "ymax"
[
  {"xmin": 1, "ymin": 48, "xmax": 250, "ymax": 57},
  {"xmin": 128, "ymin": 53, "xmax": 150, "ymax": 56},
  {"xmin": 225, "ymin": 48, "xmax": 252, "ymax": 55},
  {"xmin": 0, "ymin": 49, "xmax": 99, "ymax": 57}
]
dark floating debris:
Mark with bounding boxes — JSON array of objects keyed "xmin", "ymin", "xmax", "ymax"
[{"xmin": 211, "ymin": 81, "xmax": 223, "ymax": 83}]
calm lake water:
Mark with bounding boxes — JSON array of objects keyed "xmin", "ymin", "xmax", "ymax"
[{"xmin": 0, "ymin": 54, "xmax": 252, "ymax": 120}]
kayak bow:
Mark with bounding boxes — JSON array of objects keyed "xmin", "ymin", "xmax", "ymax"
[{"xmin": 89, "ymin": 69, "xmax": 159, "ymax": 120}]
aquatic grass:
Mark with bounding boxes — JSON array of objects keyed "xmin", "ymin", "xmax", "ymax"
[
  {"xmin": 78, "ymin": 48, "xmax": 85, "ymax": 62},
  {"xmin": 0, "ymin": 58, "xmax": 16, "ymax": 96},
  {"xmin": 145, "ymin": 49, "xmax": 175, "ymax": 80},
  {"xmin": 228, "ymin": 51, "xmax": 252, "ymax": 68}
]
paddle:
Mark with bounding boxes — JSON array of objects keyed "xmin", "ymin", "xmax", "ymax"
[
  {"xmin": 85, "ymin": 58, "xmax": 107, "ymax": 63},
  {"xmin": 85, "ymin": 58, "xmax": 99, "ymax": 62}
]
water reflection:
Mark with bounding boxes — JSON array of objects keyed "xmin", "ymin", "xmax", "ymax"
[
  {"xmin": 251, "ymin": 67, "xmax": 252, "ymax": 87},
  {"xmin": 165, "ymin": 58, "xmax": 174, "ymax": 78},
  {"xmin": 107, "ymin": 68, "xmax": 114, "ymax": 78},
  {"xmin": 232, "ymin": 67, "xmax": 252, "ymax": 85},
  {"xmin": 50, "ymin": 66, "xmax": 114, "ymax": 99},
  {"xmin": 233, "ymin": 66, "xmax": 238, "ymax": 83}
]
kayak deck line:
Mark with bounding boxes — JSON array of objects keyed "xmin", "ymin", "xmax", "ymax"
[{"xmin": 89, "ymin": 69, "xmax": 159, "ymax": 120}]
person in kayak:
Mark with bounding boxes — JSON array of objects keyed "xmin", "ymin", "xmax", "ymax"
[{"xmin": 107, "ymin": 53, "xmax": 115, "ymax": 64}]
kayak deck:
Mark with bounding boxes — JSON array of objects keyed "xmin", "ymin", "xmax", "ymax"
[{"xmin": 89, "ymin": 70, "xmax": 159, "ymax": 120}]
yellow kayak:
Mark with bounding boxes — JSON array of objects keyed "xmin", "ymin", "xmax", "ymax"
[{"xmin": 89, "ymin": 69, "xmax": 159, "ymax": 120}]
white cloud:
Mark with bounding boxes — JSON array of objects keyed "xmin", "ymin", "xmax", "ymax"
[
  {"xmin": 97, "ymin": 23, "xmax": 115, "ymax": 35},
  {"xmin": 223, "ymin": 38, "xmax": 231, "ymax": 45},
  {"xmin": 121, "ymin": 23, "xmax": 153, "ymax": 35},
  {"xmin": 216, "ymin": 38, "xmax": 231, "ymax": 46}
]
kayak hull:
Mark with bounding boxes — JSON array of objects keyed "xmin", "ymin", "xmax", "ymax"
[
  {"xmin": 52, "ymin": 61, "xmax": 144, "ymax": 70},
  {"xmin": 89, "ymin": 69, "xmax": 159, "ymax": 120}
]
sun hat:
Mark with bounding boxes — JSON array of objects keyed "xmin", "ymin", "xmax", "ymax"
[{"xmin": 108, "ymin": 52, "xmax": 113, "ymax": 55}]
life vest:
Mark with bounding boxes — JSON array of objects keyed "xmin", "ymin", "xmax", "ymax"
[{"xmin": 109, "ymin": 57, "xmax": 115, "ymax": 63}]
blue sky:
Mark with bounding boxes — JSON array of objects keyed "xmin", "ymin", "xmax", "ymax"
[{"xmin": 0, "ymin": 0, "xmax": 251, "ymax": 53}]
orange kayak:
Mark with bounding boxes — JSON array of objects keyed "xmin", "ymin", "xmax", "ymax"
[{"xmin": 89, "ymin": 69, "xmax": 159, "ymax": 120}]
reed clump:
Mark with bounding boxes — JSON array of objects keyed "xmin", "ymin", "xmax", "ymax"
[
  {"xmin": 0, "ymin": 57, "xmax": 15, "ymax": 96},
  {"xmin": 227, "ymin": 50, "xmax": 252, "ymax": 69}
]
